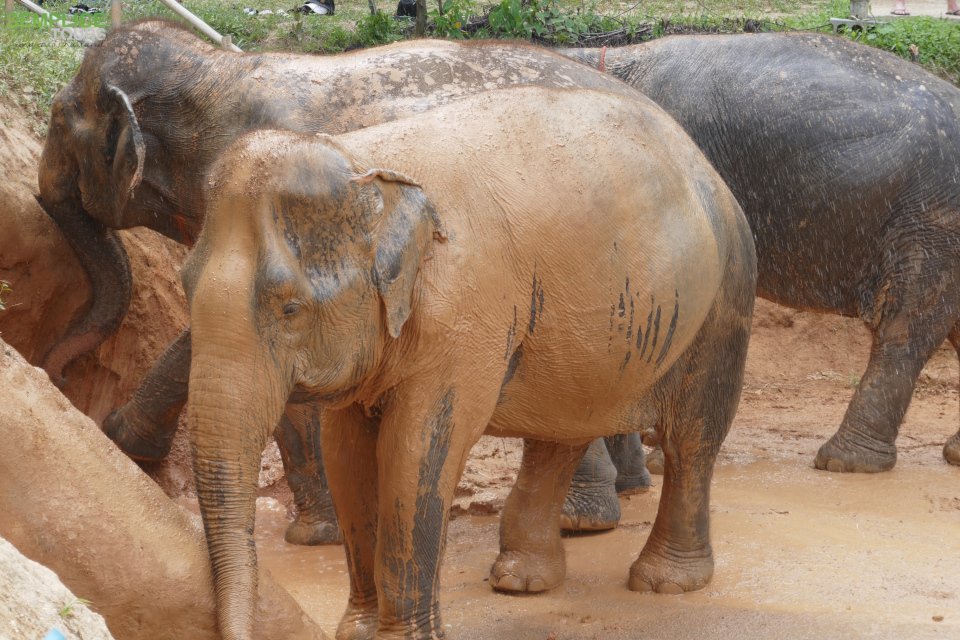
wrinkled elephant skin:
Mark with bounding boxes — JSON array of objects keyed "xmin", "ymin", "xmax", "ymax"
[
  {"xmin": 181, "ymin": 87, "xmax": 756, "ymax": 639},
  {"xmin": 38, "ymin": 21, "xmax": 669, "ymax": 543},
  {"xmin": 563, "ymin": 34, "xmax": 960, "ymax": 473}
]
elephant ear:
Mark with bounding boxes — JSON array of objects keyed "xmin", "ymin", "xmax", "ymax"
[
  {"xmin": 102, "ymin": 84, "xmax": 146, "ymax": 213},
  {"xmin": 353, "ymin": 168, "xmax": 446, "ymax": 339}
]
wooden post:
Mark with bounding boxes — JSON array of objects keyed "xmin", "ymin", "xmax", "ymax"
[
  {"xmin": 367, "ymin": 0, "xmax": 377, "ymax": 15},
  {"xmin": 5, "ymin": 0, "xmax": 15, "ymax": 26},
  {"xmin": 111, "ymin": 0, "xmax": 121, "ymax": 28},
  {"xmin": 850, "ymin": 0, "xmax": 870, "ymax": 18},
  {"xmin": 221, "ymin": 34, "xmax": 232, "ymax": 50},
  {"xmin": 415, "ymin": 0, "xmax": 426, "ymax": 35}
]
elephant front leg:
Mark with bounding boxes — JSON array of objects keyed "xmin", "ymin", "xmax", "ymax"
[
  {"xmin": 375, "ymin": 381, "xmax": 492, "ymax": 639},
  {"xmin": 276, "ymin": 403, "xmax": 341, "ymax": 546},
  {"xmin": 322, "ymin": 405, "xmax": 381, "ymax": 640},
  {"xmin": 492, "ymin": 438, "xmax": 589, "ymax": 592},
  {"xmin": 102, "ymin": 328, "xmax": 191, "ymax": 461},
  {"xmin": 940, "ymin": 327, "xmax": 960, "ymax": 466},
  {"xmin": 558, "ymin": 438, "xmax": 620, "ymax": 532}
]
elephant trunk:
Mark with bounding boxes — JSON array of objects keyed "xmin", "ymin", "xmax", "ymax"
[
  {"xmin": 187, "ymin": 247, "xmax": 290, "ymax": 640},
  {"xmin": 37, "ymin": 149, "xmax": 133, "ymax": 386}
]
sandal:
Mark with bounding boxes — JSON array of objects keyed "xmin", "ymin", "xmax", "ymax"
[
  {"xmin": 890, "ymin": 8, "xmax": 910, "ymax": 14},
  {"xmin": 946, "ymin": 9, "xmax": 960, "ymax": 14}
]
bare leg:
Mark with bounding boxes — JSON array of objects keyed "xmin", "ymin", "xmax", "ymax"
[
  {"xmin": 492, "ymin": 438, "xmax": 590, "ymax": 592},
  {"xmin": 559, "ymin": 438, "xmax": 620, "ymax": 532},
  {"xmin": 943, "ymin": 326, "xmax": 960, "ymax": 466},
  {"xmin": 630, "ymin": 230, "xmax": 754, "ymax": 594},
  {"xmin": 102, "ymin": 328, "xmax": 190, "ymax": 461},
  {"xmin": 276, "ymin": 403, "xmax": 341, "ymax": 546},
  {"xmin": 322, "ymin": 405, "xmax": 380, "ymax": 640},
  {"xmin": 815, "ymin": 246, "xmax": 960, "ymax": 473},
  {"xmin": 373, "ymin": 375, "xmax": 495, "ymax": 639},
  {"xmin": 607, "ymin": 432, "xmax": 652, "ymax": 494}
]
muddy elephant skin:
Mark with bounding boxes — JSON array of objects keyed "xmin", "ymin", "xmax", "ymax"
[
  {"xmin": 564, "ymin": 33, "xmax": 960, "ymax": 472},
  {"xmin": 182, "ymin": 87, "xmax": 756, "ymax": 640},
  {"xmin": 37, "ymin": 21, "xmax": 660, "ymax": 545},
  {"xmin": 37, "ymin": 20, "xmax": 643, "ymax": 383}
]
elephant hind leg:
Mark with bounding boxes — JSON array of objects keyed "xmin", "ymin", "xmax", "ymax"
[
  {"xmin": 943, "ymin": 326, "xmax": 960, "ymax": 467},
  {"xmin": 815, "ymin": 243, "xmax": 960, "ymax": 473},
  {"xmin": 630, "ymin": 241, "xmax": 755, "ymax": 595},
  {"xmin": 491, "ymin": 438, "xmax": 590, "ymax": 593}
]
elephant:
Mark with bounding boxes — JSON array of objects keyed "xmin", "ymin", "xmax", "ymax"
[
  {"xmin": 180, "ymin": 86, "xmax": 756, "ymax": 640},
  {"xmin": 37, "ymin": 20, "xmax": 653, "ymax": 546},
  {"xmin": 563, "ymin": 32, "xmax": 960, "ymax": 474}
]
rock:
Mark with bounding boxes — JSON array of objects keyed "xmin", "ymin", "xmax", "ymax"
[
  {"xmin": 0, "ymin": 340, "xmax": 328, "ymax": 640},
  {"xmin": 0, "ymin": 536, "xmax": 114, "ymax": 640}
]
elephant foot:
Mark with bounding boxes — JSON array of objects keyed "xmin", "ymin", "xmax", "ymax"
[
  {"xmin": 335, "ymin": 605, "xmax": 377, "ymax": 640},
  {"xmin": 645, "ymin": 446, "xmax": 664, "ymax": 476},
  {"xmin": 615, "ymin": 466, "xmax": 651, "ymax": 496},
  {"xmin": 628, "ymin": 539, "xmax": 713, "ymax": 594},
  {"xmin": 101, "ymin": 403, "xmax": 174, "ymax": 462},
  {"xmin": 943, "ymin": 432, "xmax": 960, "ymax": 466},
  {"xmin": 813, "ymin": 430, "xmax": 896, "ymax": 473},
  {"xmin": 284, "ymin": 516, "xmax": 342, "ymax": 546},
  {"xmin": 559, "ymin": 482, "xmax": 620, "ymax": 532},
  {"xmin": 489, "ymin": 549, "xmax": 565, "ymax": 593}
]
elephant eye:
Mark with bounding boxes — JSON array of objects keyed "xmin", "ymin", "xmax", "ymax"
[{"xmin": 282, "ymin": 301, "xmax": 301, "ymax": 317}]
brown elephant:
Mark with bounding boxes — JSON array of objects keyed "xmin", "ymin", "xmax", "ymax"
[
  {"xmin": 181, "ymin": 86, "xmax": 756, "ymax": 639},
  {"xmin": 37, "ymin": 21, "xmax": 655, "ymax": 545}
]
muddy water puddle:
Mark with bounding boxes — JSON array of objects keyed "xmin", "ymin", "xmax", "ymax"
[{"xmin": 250, "ymin": 458, "xmax": 959, "ymax": 639}]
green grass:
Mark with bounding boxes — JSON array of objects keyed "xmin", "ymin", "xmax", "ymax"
[
  {"xmin": 1, "ymin": 0, "xmax": 958, "ymax": 134},
  {"xmin": 0, "ymin": 8, "xmax": 88, "ymax": 136}
]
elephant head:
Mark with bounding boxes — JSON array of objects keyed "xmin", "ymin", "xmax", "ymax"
[
  {"xmin": 180, "ymin": 131, "xmax": 442, "ymax": 639},
  {"xmin": 36, "ymin": 22, "xmax": 219, "ymax": 384},
  {"xmin": 37, "ymin": 74, "xmax": 145, "ymax": 384}
]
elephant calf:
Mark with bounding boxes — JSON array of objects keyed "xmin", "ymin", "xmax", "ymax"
[{"xmin": 181, "ymin": 86, "xmax": 755, "ymax": 639}]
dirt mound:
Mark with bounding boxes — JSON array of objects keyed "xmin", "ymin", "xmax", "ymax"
[{"xmin": 0, "ymin": 96, "xmax": 195, "ymax": 493}]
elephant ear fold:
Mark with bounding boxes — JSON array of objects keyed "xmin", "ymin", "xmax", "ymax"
[
  {"xmin": 102, "ymin": 84, "xmax": 146, "ymax": 211},
  {"xmin": 354, "ymin": 169, "xmax": 446, "ymax": 339}
]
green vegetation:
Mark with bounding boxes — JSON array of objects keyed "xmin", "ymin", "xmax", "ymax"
[
  {"xmin": 0, "ymin": 9, "xmax": 87, "ymax": 136},
  {"xmin": 0, "ymin": 280, "xmax": 10, "ymax": 311},
  {"xmin": 58, "ymin": 596, "xmax": 92, "ymax": 619},
  {"xmin": 0, "ymin": 0, "xmax": 958, "ymax": 134}
]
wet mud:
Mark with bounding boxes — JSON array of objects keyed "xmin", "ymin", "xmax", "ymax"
[{"xmin": 248, "ymin": 300, "xmax": 960, "ymax": 639}]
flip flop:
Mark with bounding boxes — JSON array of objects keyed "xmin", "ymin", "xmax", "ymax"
[
  {"xmin": 946, "ymin": 9, "xmax": 960, "ymax": 14},
  {"xmin": 890, "ymin": 8, "xmax": 910, "ymax": 14}
]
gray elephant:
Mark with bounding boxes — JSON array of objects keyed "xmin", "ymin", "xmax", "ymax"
[
  {"xmin": 181, "ymin": 86, "xmax": 755, "ymax": 639},
  {"xmin": 564, "ymin": 33, "xmax": 960, "ymax": 475},
  {"xmin": 37, "ymin": 21, "xmax": 654, "ymax": 546}
]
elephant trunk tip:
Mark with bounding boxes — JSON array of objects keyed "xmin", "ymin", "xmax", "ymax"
[{"xmin": 41, "ymin": 327, "xmax": 110, "ymax": 388}]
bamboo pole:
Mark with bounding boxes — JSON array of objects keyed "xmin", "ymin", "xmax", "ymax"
[
  {"xmin": 155, "ymin": 0, "xmax": 242, "ymax": 52},
  {"xmin": 16, "ymin": 0, "xmax": 67, "ymax": 28},
  {"xmin": 111, "ymin": 0, "xmax": 121, "ymax": 28}
]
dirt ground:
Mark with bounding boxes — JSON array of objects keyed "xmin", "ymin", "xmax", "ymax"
[{"xmin": 247, "ymin": 299, "xmax": 960, "ymax": 640}]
